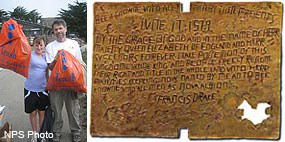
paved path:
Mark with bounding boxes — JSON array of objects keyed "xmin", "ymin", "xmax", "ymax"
[{"xmin": 0, "ymin": 69, "xmax": 73, "ymax": 142}]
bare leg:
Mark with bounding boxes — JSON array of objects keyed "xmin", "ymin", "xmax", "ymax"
[
  {"xmin": 30, "ymin": 110, "xmax": 38, "ymax": 132},
  {"xmin": 38, "ymin": 110, "xmax": 45, "ymax": 131}
]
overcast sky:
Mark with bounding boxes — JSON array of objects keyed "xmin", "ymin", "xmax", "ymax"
[{"xmin": 1, "ymin": 0, "xmax": 86, "ymax": 17}]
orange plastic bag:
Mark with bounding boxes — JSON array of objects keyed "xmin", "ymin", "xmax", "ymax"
[
  {"xmin": 0, "ymin": 18, "xmax": 31, "ymax": 77},
  {"xmin": 47, "ymin": 49, "xmax": 86, "ymax": 93}
]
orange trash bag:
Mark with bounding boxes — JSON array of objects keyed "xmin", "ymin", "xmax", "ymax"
[
  {"xmin": 0, "ymin": 18, "xmax": 31, "ymax": 77},
  {"xmin": 47, "ymin": 49, "xmax": 86, "ymax": 93}
]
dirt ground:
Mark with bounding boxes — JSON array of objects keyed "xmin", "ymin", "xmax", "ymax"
[
  {"xmin": 80, "ymin": 48, "xmax": 87, "ymax": 141},
  {"xmin": 79, "ymin": 95, "xmax": 87, "ymax": 142}
]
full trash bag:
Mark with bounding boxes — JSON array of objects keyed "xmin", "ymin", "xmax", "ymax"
[
  {"xmin": 47, "ymin": 49, "xmax": 87, "ymax": 93},
  {"xmin": 0, "ymin": 18, "xmax": 31, "ymax": 77}
]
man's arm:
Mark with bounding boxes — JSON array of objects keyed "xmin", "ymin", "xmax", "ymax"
[
  {"xmin": 48, "ymin": 61, "xmax": 56, "ymax": 71},
  {"xmin": 75, "ymin": 41, "xmax": 83, "ymax": 62}
]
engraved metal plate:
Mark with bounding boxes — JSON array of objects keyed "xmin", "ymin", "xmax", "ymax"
[{"xmin": 91, "ymin": 2, "xmax": 282, "ymax": 139}]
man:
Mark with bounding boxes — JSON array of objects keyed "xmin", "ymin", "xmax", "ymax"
[{"xmin": 46, "ymin": 19, "xmax": 82, "ymax": 142}]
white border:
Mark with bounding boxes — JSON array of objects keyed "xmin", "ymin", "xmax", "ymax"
[{"xmin": 87, "ymin": 0, "xmax": 284, "ymax": 142}]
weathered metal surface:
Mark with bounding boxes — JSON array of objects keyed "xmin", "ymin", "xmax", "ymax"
[{"xmin": 91, "ymin": 2, "xmax": 282, "ymax": 139}]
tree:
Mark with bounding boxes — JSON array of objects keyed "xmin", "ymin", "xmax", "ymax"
[
  {"xmin": 9, "ymin": 6, "xmax": 28, "ymax": 20},
  {"xmin": 9, "ymin": 6, "xmax": 42, "ymax": 23},
  {"xmin": 0, "ymin": 9, "xmax": 8, "ymax": 18},
  {"xmin": 58, "ymin": 1, "xmax": 87, "ymax": 41},
  {"xmin": 27, "ymin": 10, "xmax": 42, "ymax": 24}
]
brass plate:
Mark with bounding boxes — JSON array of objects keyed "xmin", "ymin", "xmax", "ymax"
[{"xmin": 91, "ymin": 2, "xmax": 282, "ymax": 139}]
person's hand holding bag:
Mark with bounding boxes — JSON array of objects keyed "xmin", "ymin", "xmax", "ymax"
[{"xmin": 47, "ymin": 49, "xmax": 86, "ymax": 93}]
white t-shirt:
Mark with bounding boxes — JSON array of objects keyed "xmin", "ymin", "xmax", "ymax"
[{"xmin": 45, "ymin": 38, "xmax": 83, "ymax": 63}]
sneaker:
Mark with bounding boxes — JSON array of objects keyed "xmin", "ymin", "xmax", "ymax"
[
  {"xmin": 31, "ymin": 137, "xmax": 37, "ymax": 142},
  {"xmin": 31, "ymin": 132, "xmax": 37, "ymax": 142},
  {"xmin": 52, "ymin": 134, "xmax": 61, "ymax": 142},
  {"xmin": 40, "ymin": 137, "xmax": 46, "ymax": 142},
  {"xmin": 72, "ymin": 134, "xmax": 81, "ymax": 142}
]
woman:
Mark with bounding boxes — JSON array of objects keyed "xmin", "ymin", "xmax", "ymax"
[{"xmin": 24, "ymin": 36, "xmax": 49, "ymax": 142}]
